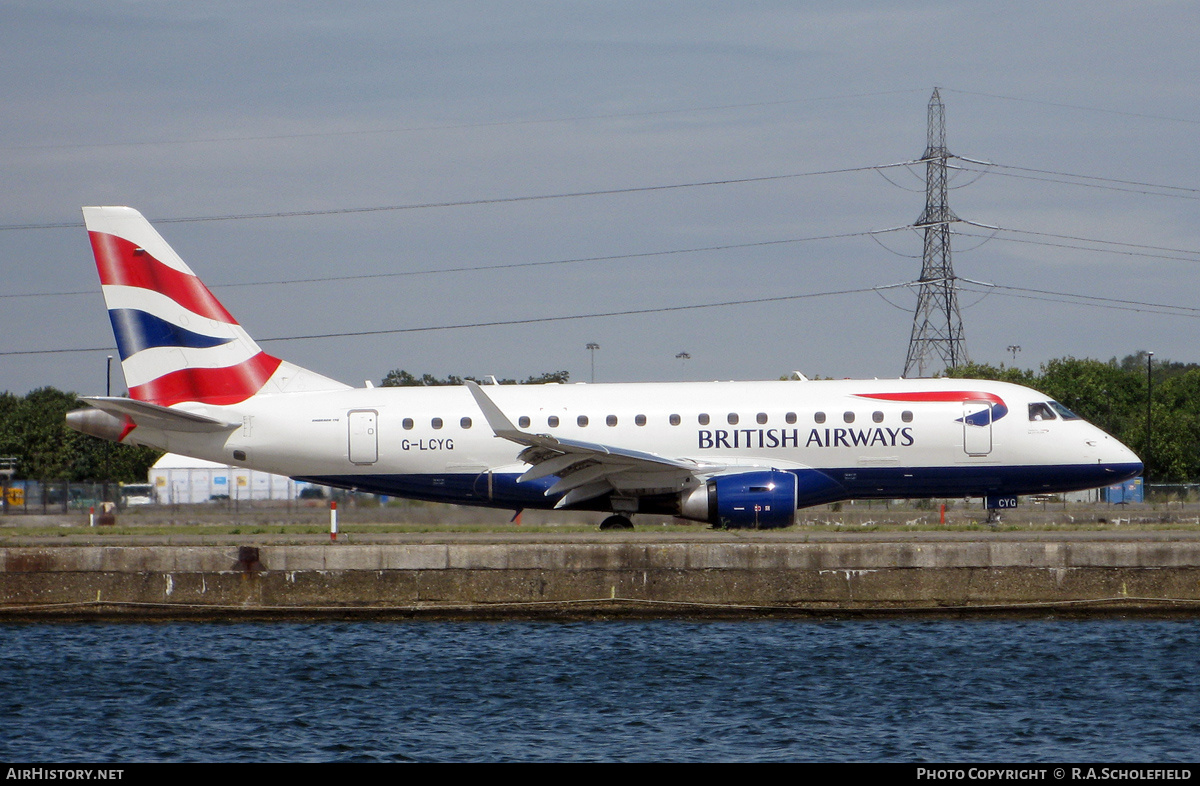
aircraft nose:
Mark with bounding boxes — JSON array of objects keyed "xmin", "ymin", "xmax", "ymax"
[{"xmin": 1089, "ymin": 430, "xmax": 1143, "ymax": 479}]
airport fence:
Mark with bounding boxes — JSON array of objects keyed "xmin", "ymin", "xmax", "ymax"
[
  {"xmin": 1, "ymin": 481, "xmax": 121, "ymax": 514},
  {"xmin": 0, "ymin": 479, "xmax": 341, "ymax": 516}
]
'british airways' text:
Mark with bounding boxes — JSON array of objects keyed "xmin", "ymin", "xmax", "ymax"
[{"xmin": 698, "ymin": 427, "xmax": 914, "ymax": 450}]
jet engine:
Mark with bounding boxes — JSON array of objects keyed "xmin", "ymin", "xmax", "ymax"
[{"xmin": 678, "ymin": 469, "xmax": 844, "ymax": 529}]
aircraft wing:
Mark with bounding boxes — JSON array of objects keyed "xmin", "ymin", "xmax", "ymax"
[{"xmin": 466, "ymin": 381, "xmax": 711, "ymax": 507}]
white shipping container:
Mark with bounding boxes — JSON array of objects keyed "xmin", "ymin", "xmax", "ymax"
[{"xmin": 149, "ymin": 454, "xmax": 324, "ymax": 503}]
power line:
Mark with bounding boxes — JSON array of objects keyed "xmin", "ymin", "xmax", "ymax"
[
  {"xmin": 0, "ymin": 282, "xmax": 910, "ymax": 357},
  {"xmin": 260, "ymin": 284, "xmax": 910, "ymax": 343},
  {"xmin": 9, "ymin": 217, "xmax": 1200, "ymax": 302},
  {"xmin": 954, "ymin": 157, "xmax": 1200, "ymax": 195},
  {"xmin": 958, "ymin": 280, "xmax": 1200, "ymax": 319},
  {"xmin": 958, "ymin": 222, "xmax": 1200, "ymax": 259},
  {"xmin": 955, "ymin": 228, "xmax": 1200, "ymax": 264},
  {"xmin": 940, "ymin": 88, "xmax": 1200, "ymax": 126},
  {"xmin": 7, "ymin": 211, "xmax": 1200, "ymax": 303},
  {"xmin": 10, "ymin": 274, "xmax": 1200, "ymax": 359},
  {"xmin": 950, "ymin": 161, "xmax": 1200, "ymax": 201},
  {"xmin": 0, "ymin": 161, "xmax": 916, "ymax": 232},
  {"xmin": 0, "ymin": 227, "xmax": 909, "ymax": 300}
]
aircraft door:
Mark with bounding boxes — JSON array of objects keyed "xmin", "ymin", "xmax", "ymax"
[
  {"xmin": 473, "ymin": 470, "xmax": 494, "ymax": 501},
  {"xmin": 348, "ymin": 410, "xmax": 379, "ymax": 464},
  {"xmin": 962, "ymin": 400, "xmax": 993, "ymax": 456}
]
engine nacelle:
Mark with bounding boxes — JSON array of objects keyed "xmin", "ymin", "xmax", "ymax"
[
  {"xmin": 678, "ymin": 470, "xmax": 795, "ymax": 529},
  {"xmin": 679, "ymin": 468, "xmax": 845, "ymax": 529}
]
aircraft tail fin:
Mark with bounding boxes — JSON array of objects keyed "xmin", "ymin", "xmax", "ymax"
[{"xmin": 83, "ymin": 206, "xmax": 348, "ymax": 406}]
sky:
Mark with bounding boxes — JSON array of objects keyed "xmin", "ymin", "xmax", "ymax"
[{"xmin": 3, "ymin": 1, "xmax": 1200, "ymax": 397}]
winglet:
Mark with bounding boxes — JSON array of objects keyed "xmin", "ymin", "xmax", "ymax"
[{"xmin": 465, "ymin": 380, "xmax": 524, "ymax": 439}]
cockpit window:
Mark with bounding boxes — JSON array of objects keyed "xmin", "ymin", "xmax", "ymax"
[
  {"xmin": 1028, "ymin": 402, "xmax": 1057, "ymax": 421},
  {"xmin": 1048, "ymin": 401, "xmax": 1081, "ymax": 420}
]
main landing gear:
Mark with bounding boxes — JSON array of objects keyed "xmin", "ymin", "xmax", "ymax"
[{"xmin": 599, "ymin": 514, "xmax": 634, "ymax": 530}]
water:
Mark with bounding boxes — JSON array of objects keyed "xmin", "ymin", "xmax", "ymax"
[{"xmin": 1, "ymin": 619, "xmax": 1198, "ymax": 762}]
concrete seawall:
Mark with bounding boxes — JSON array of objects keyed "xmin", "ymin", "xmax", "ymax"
[{"xmin": 3, "ymin": 533, "xmax": 1200, "ymax": 619}]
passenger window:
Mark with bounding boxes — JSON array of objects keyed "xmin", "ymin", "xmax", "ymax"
[
  {"xmin": 635, "ymin": 415, "xmax": 647, "ymax": 426},
  {"xmin": 785, "ymin": 412, "xmax": 797, "ymax": 424},
  {"xmin": 872, "ymin": 411, "xmax": 884, "ymax": 423},
  {"xmin": 814, "ymin": 412, "xmax": 826, "ymax": 424},
  {"xmin": 756, "ymin": 413, "xmax": 768, "ymax": 425},
  {"xmin": 548, "ymin": 416, "xmax": 560, "ymax": 428},
  {"xmin": 518, "ymin": 416, "xmax": 531, "ymax": 428},
  {"xmin": 698, "ymin": 413, "xmax": 710, "ymax": 426},
  {"xmin": 843, "ymin": 412, "xmax": 855, "ymax": 424},
  {"xmin": 728, "ymin": 413, "xmax": 739, "ymax": 425},
  {"xmin": 669, "ymin": 414, "xmax": 681, "ymax": 426},
  {"xmin": 606, "ymin": 415, "xmax": 618, "ymax": 427},
  {"xmin": 1028, "ymin": 402, "xmax": 1057, "ymax": 422},
  {"xmin": 402, "ymin": 418, "xmax": 414, "ymax": 430},
  {"xmin": 901, "ymin": 411, "xmax": 913, "ymax": 423},
  {"xmin": 460, "ymin": 417, "xmax": 472, "ymax": 429},
  {"xmin": 577, "ymin": 415, "xmax": 589, "ymax": 427},
  {"xmin": 1049, "ymin": 401, "xmax": 1081, "ymax": 420},
  {"xmin": 431, "ymin": 418, "xmax": 443, "ymax": 429}
]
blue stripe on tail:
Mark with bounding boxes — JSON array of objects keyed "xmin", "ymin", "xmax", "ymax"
[{"xmin": 108, "ymin": 308, "xmax": 234, "ymax": 359}]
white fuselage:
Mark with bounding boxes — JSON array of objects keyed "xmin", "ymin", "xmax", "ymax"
[{"xmin": 123, "ymin": 376, "xmax": 1142, "ymax": 515}]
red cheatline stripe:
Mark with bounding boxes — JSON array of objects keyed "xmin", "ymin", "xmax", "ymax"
[
  {"xmin": 854, "ymin": 391, "xmax": 1004, "ymax": 405},
  {"xmin": 128, "ymin": 353, "xmax": 282, "ymax": 406},
  {"xmin": 90, "ymin": 231, "xmax": 237, "ymax": 324}
]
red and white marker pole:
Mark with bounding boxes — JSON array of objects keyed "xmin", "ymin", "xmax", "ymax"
[
  {"xmin": 89, "ymin": 506, "xmax": 95, "ymax": 527},
  {"xmin": 330, "ymin": 501, "xmax": 338, "ymax": 541}
]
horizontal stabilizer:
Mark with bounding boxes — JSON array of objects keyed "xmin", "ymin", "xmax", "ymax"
[{"xmin": 79, "ymin": 396, "xmax": 241, "ymax": 433}]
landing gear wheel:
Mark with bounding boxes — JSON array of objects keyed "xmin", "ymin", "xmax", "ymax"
[{"xmin": 599, "ymin": 515, "xmax": 634, "ymax": 531}]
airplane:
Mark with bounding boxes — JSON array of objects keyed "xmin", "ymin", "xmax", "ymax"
[{"xmin": 67, "ymin": 206, "xmax": 1143, "ymax": 529}]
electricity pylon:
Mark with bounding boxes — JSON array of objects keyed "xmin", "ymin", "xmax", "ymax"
[{"xmin": 903, "ymin": 88, "xmax": 968, "ymax": 378}]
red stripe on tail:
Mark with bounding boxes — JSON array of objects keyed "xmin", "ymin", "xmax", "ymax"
[
  {"xmin": 128, "ymin": 352, "xmax": 282, "ymax": 406},
  {"xmin": 90, "ymin": 231, "xmax": 237, "ymax": 323}
]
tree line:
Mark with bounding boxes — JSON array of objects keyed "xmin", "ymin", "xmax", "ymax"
[
  {"xmin": 380, "ymin": 369, "xmax": 570, "ymax": 387},
  {"xmin": 0, "ymin": 388, "xmax": 161, "ymax": 482}
]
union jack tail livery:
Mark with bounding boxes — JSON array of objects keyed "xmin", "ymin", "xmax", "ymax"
[{"xmin": 83, "ymin": 206, "xmax": 347, "ymax": 406}]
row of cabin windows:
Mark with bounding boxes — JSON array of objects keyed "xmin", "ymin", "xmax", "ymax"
[{"xmin": 399, "ymin": 410, "xmax": 916, "ymax": 431}]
